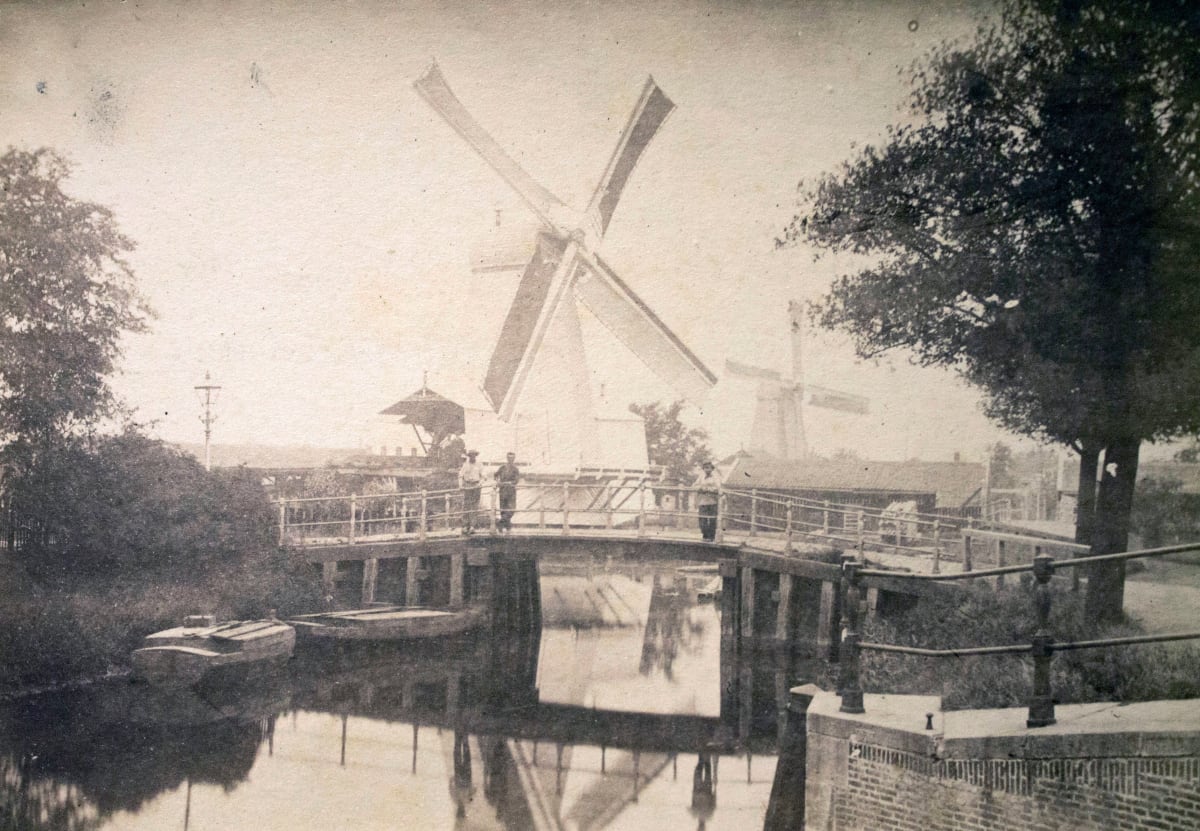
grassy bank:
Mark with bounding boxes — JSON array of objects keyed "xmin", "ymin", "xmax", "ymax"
[
  {"xmin": 859, "ymin": 580, "xmax": 1200, "ymax": 710},
  {"xmin": 0, "ymin": 549, "xmax": 321, "ymax": 698}
]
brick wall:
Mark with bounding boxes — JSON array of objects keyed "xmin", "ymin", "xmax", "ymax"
[{"xmin": 832, "ymin": 740, "xmax": 1200, "ymax": 830}]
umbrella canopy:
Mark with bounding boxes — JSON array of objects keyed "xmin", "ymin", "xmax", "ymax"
[{"xmin": 379, "ymin": 385, "xmax": 465, "ymax": 445}]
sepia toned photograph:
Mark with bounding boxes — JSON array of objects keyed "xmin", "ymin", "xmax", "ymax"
[{"xmin": 2, "ymin": 1, "xmax": 1198, "ymax": 828}]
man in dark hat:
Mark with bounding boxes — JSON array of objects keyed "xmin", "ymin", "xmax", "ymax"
[
  {"xmin": 693, "ymin": 460, "xmax": 721, "ymax": 542},
  {"xmin": 458, "ymin": 450, "xmax": 484, "ymax": 535}
]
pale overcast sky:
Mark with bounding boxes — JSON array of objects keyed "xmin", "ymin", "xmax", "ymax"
[{"xmin": 2, "ymin": 0, "xmax": 1043, "ymax": 462}]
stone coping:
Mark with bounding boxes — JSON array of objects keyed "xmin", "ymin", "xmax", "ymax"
[{"xmin": 801, "ymin": 688, "xmax": 1200, "ymax": 761}]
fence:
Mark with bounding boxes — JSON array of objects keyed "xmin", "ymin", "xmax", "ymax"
[{"xmin": 834, "ymin": 540, "xmax": 1200, "ymax": 727}]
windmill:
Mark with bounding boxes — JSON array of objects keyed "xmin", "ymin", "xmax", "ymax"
[
  {"xmin": 414, "ymin": 62, "xmax": 716, "ymax": 471},
  {"xmin": 724, "ymin": 300, "xmax": 869, "ymax": 459}
]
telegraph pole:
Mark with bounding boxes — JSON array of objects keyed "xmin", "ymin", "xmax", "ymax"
[{"xmin": 194, "ymin": 371, "xmax": 221, "ymax": 471}]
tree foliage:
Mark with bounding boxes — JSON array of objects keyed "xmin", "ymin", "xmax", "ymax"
[
  {"xmin": 0, "ymin": 148, "xmax": 150, "ymax": 460},
  {"xmin": 781, "ymin": 0, "xmax": 1200, "ymax": 617},
  {"xmin": 629, "ymin": 400, "xmax": 712, "ymax": 483}
]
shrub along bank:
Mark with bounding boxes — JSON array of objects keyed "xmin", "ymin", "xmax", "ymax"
[
  {"xmin": 1, "ymin": 431, "xmax": 321, "ymax": 697},
  {"xmin": 859, "ymin": 579, "xmax": 1200, "ymax": 710}
]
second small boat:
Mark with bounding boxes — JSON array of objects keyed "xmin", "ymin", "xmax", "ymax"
[
  {"xmin": 288, "ymin": 604, "xmax": 488, "ymax": 642},
  {"xmin": 132, "ymin": 615, "xmax": 296, "ymax": 685}
]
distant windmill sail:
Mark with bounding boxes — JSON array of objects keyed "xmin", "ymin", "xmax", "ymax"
[{"xmin": 808, "ymin": 385, "xmax": 870, "ymax": 414}]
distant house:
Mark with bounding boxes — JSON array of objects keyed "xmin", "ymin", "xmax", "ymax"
[{"xmin": 719, "ymin": 452, "xmax": 984, "ymax": 522}]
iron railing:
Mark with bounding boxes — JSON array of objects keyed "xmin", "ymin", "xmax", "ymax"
[{"xmin": 836, "ymin": 541, "xmax": 1200, "ymax": 727}]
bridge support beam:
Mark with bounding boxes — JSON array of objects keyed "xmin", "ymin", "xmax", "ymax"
[
  {"xmin": 450, "ymin": 552, "xmax": 464, "ymax": 608},
  {"xmin": 816, "ymin": 579, "xmax": 839, "ymax": 660},
  {"xmin": 406, "ymin": 556, "xmax": 422, "ymax": 606},
  {"xmin": 740, "ymin": 567, "xmax": 756, "ymax": 640},
  {"xmin": 362, "ymin": 558, "xmax": 379, "ymax": 605},
  {"xmin": 322, "ymin": 562, "xmax": 338, "ymax": 598},
  {"xmin": 775, "ymin": 574, "xmax": 794, "ymax": 641}
]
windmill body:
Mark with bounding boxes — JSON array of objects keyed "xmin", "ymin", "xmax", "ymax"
[
  {"xmin": 724, "ymin": 301, "xmax": 869, "ymax": 460},
  {"xmin": 414, "ymin": 63, "xmax": 716, "ymax": 473}
]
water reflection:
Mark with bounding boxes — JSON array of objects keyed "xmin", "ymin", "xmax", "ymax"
[{"xmin": 0, "ymin": 559, "xmax": 814, "ymax": 830}]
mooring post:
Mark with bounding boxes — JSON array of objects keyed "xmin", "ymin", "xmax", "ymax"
[
  {"xmin": 838, "ymin": 556, "xmax": 865, "ymax": 714},
  {"xmin": 349, "ymin": 494, "xmax": 357, "ymax": 544},
  {"xmin": 962, "ymin": 531, "xmax": 974, "ymax": 572},
  {"xmin": 1027, "ymin": 553, "xmax": 1056, "ymax": 727},
  {"xmin": 562, "ymin": 481, "xmax": 570, "ymax": 536},
  {"xmin": 419, "ymin": 491, "xmax": 428, "ymax": 542}
]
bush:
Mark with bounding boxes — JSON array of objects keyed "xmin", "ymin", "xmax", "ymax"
[{"xmin": 861, "ymin": 580, "xmax": 1200, "ymax": 710}]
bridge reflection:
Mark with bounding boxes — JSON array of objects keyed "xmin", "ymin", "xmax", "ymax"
[{"xmin": 0, "ymin": 564, "xmax": 812, "ymax": 829}]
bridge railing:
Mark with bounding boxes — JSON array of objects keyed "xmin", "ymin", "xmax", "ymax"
[
  {"xmin": 276, "ymin": 481, "xmax": 722, "ymax": 545},
  {"xmin": 833, "ymin": 540, "xmax": 1200, "ymax": 728}
]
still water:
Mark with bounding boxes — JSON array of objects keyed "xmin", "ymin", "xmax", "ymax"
[{"xmin": 1, "ymin": 559, "xmax": 807, "ymax": 830}]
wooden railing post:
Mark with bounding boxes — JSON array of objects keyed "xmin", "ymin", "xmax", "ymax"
[
  {"xmin": 637, "ymin": 481, "xmax": 646, "ymax": 538},
  {"xmin": 838, "ymin": 556, "xmax": 865, "ymax": 714},
  {"xmin": 715, "ymin": 491, "xmax": 725, "ymax": 544},
  {"xmin": 1027, "ymin": 553, "xmax": 1056, "ymax": 727},
  {"xmin": 278, "ymin": 500, "xmax": 287, "ymax": 546},
  {"xmin": 749, "ymin": 489, "xmax": 758, "ymax": 537},
  {"xmin": 489, "ymin": 486, "xmax": 498, "ymax": 533},
  {"xmin": 932, "ymin": 519, "xmax": 941, "ymax": 574},
  {"xmin": 444, "ymin": 493, "xmax": 451, "ymax": 531},
  {"xmin": 605, "ymin": 485, "xmax": 614, "ymax": 530},
  {"xmin": 822, "ymin": 501, "xmax": 830, "ymax": 534},
  {"xmin": 349, "ymin": 494, "xmax": 357, "ymax": 544},
  {"xmin": 539, "ymin": 484, "xmax": 546, "ymax": 529},
  {"xmin": 997, "ymin": 539, "xmax": 1007, "ymax": 587},
  {"xmin": 785, "ymin": 501, "xmax": 794, "ymax": 554},
  {"xmin": 419, "ymin": 490, "xmax": 427, "ymax": 542},
  {"xmin": 562, "ymin": 481, "xmax": 570, "ymax": 536},
  {"xmin": 856, "ymin": 510, "xmax": 865, "ymax": 557}
]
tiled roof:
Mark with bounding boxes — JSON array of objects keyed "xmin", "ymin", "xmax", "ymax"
[{"xmin": 722, "ymin": 452, "xmax": 984, "ymax": 508}]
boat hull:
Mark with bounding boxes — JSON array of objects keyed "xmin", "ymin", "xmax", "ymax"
[
  {"xmin": 132, "ymin": 620, "xmax": 296, "ymax": 685},
  {"xmin": 289, "ymin": 605, "xmax": 488, "ymax": 642}
]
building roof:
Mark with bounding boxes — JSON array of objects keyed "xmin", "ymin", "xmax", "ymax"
[
  {"xmin": 1059, "ymin": 458, "xmax": 1200, "ymax": 496},
  {"xmin": 175, "ymin": 443, "xmax": 364, "ymax": 471},
  {"xmin": 722, "ymin": 452, "xmax": 984, "ymax": 508}
]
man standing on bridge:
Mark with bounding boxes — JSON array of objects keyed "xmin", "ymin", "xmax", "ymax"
[
  {"xmin": 494, "ymin": 451, "xmax": 520, "ymax": 533},
  {"xmin": 693, "ymin": 461, "xmax": 721, "ymax": 542},
  {"xmin": 458, "ymin": 450, "xmax": 484, "ymax": 535}
]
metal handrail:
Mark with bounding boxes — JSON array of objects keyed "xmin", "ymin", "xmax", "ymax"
[{"xmin": 836, "ymin": 540, "xmax": 1200, "ymax": 728}]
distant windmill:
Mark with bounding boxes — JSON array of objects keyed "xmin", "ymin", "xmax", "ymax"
[
  {"xmin": 414, "ymin": 63, "xmax": 716, "ymax": 468},
  {"xmin": 724, "ymin": 300, "xmax": 869, "ymax": 459}
]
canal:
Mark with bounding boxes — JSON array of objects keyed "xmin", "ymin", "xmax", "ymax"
[{"xmin": 0, "ymin": 556, "xmax": 814, "ymax": 830}]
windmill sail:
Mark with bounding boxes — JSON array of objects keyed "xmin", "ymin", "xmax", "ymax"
[
  {"xmin": 414, "ymin": 62, "xmax": 569, "ymax": 231},
  {"xmin": 586, "ymin": 78, "xmax": 675, "ymax": 236},
  {"xmin": 575, "ymin": 251, "xmax": 717, "ymax": 403}
]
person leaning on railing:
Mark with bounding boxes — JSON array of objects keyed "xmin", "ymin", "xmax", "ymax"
[
  {"xmin": 494, "ymin": 451, "xmax": 520, "ymax": 533},
  {"xmin": 693, "ymin": 461, "xmax": 721, "ymax": 542}
]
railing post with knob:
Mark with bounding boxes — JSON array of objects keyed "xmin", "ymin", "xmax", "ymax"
[
  {"xmin": 1027, "ymin": 553, "xmax": 1057, "ymax": 727},
  {"xmin": 349, "ymin": 494, "xmax": 357, "ymax": 545}
]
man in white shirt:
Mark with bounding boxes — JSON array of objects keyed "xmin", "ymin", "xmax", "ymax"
[
  {"xmin": 458, "ymin": 450, "xmax": 484, "ymax": 535},
  {"xmin": 693, "ymin": 461, "xmax": 721, "ymax": 542}
]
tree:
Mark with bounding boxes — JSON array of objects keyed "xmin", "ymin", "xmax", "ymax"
[
  {"xmin": 781, "ymin": 0, "xmax": 1200, "ymax": 619},
  {"xmin": 0, "ymin": 148, "xmax": 150, "ymax": 464},
  {"xmin": 629, "ymin": 400, "xmax": 712, "ymax": 483}
]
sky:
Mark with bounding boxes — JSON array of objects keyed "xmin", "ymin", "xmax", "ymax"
[{"xmin": 0, "ymin": 0, "xmax": 1047, "ymax": 462}]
